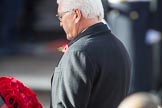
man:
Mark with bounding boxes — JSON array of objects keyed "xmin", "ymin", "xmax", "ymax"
[{"xmin": 51, "ymin": 0, "xmax": 131, "ymax": 108}]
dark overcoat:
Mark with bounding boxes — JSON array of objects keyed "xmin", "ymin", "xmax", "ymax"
[{"xmin": 51, "ymin": 23, "xmax": 131, "ymax": 108}]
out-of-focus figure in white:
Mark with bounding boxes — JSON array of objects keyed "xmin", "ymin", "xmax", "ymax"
[{"xmin": 118, "ymin": 92, "xmax": 162, "ymax": 108}]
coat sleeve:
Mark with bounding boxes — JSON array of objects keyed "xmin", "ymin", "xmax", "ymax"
[{"xmin": 57, "ymin": 50, "xmax": 95, "ymax": 108}]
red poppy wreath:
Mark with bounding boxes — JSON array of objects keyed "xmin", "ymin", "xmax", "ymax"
[{"xmin": 0, "ymin": 76, "xmax": 42, "ymax": 108}]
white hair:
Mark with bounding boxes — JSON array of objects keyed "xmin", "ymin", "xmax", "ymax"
[{"xmin": 57, "ymin": 0, "xmax": 104, "ymax": 20}]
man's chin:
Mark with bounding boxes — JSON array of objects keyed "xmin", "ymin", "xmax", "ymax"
[{"xmin": 66, "ymin": 34, "xmax": 73, "ymax": 41}]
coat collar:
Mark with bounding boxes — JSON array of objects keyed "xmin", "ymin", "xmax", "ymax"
[{"xmin": 68, "ymin": 22, "xmax": 110, "ymax": 47}]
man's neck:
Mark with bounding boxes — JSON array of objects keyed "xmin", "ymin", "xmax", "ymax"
[{"xmin": 78, "ymin": 18, "xmax": 101, "ymax": 34}]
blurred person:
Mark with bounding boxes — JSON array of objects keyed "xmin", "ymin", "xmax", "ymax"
[
  {"xmin": 20, "ymin": 0, "xmax": 40, "ymax": 42},
  {"xmin": 118, "ymin": 92, "xmax": 161, "ymax": 108},
  {"xmin": 50, "ymin": 0, "xmax": 131, "ymax": 108},
  {"xmin": 149, "ymin": 0, "xmax": 162, "ymax": 92},
  {"xmin": 0, "ymin": 0, "xmax": 24, "ymax": 55},
  {"xmin": 107, "ymin": 0, "xmax": 154, "ymax": 94},
  {"xmin": 101, "ymin": 0, "xmax": 109, "ymax": 20}
]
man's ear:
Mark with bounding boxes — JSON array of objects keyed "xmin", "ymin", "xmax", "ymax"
[{"xmin": 74, "ymin": 9, "xmax": 82, "ymax": 23}]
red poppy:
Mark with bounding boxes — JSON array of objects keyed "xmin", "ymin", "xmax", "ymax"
[
  {"xmin": 0, "ymin": 76, "xmax": 42, "ymax": 108},
  {"xmin": 0, "ymin": 104, "xmax": 8, "ymax": 108},
  {"xmin": 58, "ymin": 44, "xmax": 68, "ymax": 53}
]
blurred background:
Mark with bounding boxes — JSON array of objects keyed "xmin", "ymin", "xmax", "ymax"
[{"xmin": 0, "ymin": 0, "xmax": 162, "ymax": 107}]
